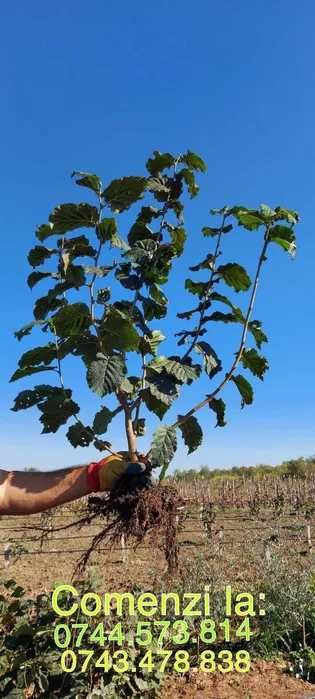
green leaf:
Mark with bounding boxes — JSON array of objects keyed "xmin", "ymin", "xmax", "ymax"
[
  {"xmin": 18, "ymin": 344, "xmax": 56, "ymax": 368},
  {"xmin": 10, "ymin": 365, "xmax": 56, "ymax": 382},
  {"xmin": 97, "ymin": 218, "xmax": 117, "ymax": 242},
  {"xmin": 274, "ymin": 207, "xmax": 299, "ymax": 225},
  {"xmin": 36, "ymin": 204, "xmax": 98, "ymax": 240},
  {"xmin": 34, "ymin": 295, "xmax": 65, "ymax": 320},
  {"xmin": 66, "ymin": 422, "xmax": 94, "ymax": 447},
  {"xmin": 149, "ymin": 283, "xmax": 168, "ymax": 306},
  {"xmin": 190, "ymin": 253, "xmax": 214, "ymax": 272},
  {"xmin": 150, "ymin": 425, "xmax": 177, "ymax": 475},
  {"xmin": 169, "ymin": 226, "xmax": 186, "ymax": 255},
  {"xmin": 194, "ymin": 341, "xmax": 222, "ymax": 379},
  {"xmin": 180, "ymin": 150, "xmax": 207, "ymax": 172},
  {"xmin": 14, "ymin": 319, "xmax": 48, "ymax": 341},
  {"xmin": 140, "ymin": 330, "xmax": 166, "ymax": 356},
  {"xmin": 145, "ymin": 368, "xmax": 179, "ymax": 406},
  {"xmin": 28, "ymin": 245, "xmax": 54, "ymax": 267},
  {"xmin": 101, "ymin": 307, "xmax": 140, "ymax": 352},
  {"xmin": 217, "ymin": 263, "xmax": 251, "ymax": 292},
  {"xmin": 240, "ymin": 348, "xmax": 269, "ymax": 380},
  {"xmin": 38, "ymin": 394, "xmax": 80, "ymax": 433},
  {"xmin": 146, "ymin": 151, "xmax": 175, "ymax": 175},
  {"xmin": 133, "ymin": 417, "xmax": 146, "ymax": 436},
  {"xmin": 141, "ymin": 389, "xmax": 170, "ymax": 419},
  {"xmin": 103, "ymin": 176, "xmax": 147, "ymax": 212},
  {"xmin": 149, "ymin": 356, "xmax": 201, "ymax": 384},
  {"xmin": 180, "ymin": 168, "xmax": 199, "ymax": 197},
  {"xmin": 185, "ymin": 279, "xmax": 210, "ymax": 297},
  {"xmin": 87, "ymin": 353, "xmax": 125, "ymax": 397},
  {"xmin": 92, "ymin": 406, "xmax": 113, "ymax": 435},
  {"xmin": 71, "ymin": 170, "xmax": 102, "ymax": 194},
  {"xmin": 52, "ymin": 303, "xmax": 91, "ymax": 337},
  {"xmin": 178, "ymin": 415, "xmax": 203, "ymax": 454},
  {"xmin": 27, "ymin": 271, "xmax": 55, "ymax": 289},
  {"xmin": 231, "ymin": 207, "xmax": 265, "ymax": 230},
  {"xmin": 97, "ymin": 288, "xmax": 111, "ymax": 304},
  {"xmin": 231, "ymin": 374, "xmax": 253, "ymax": 407},
  {"xmin": 267, "ymin": 224, "xmax": 296, "ymax": 255},
  {"xmin": 248, "ymin": 320, "xmax": 268, "ymax": 348},
  {"xmin": 202, "ymin": 224, "xmax": 233, "ymax": 237},
  {"xmin": 142, "ymin": 297, "xmax": 167, "ymax": 321},
  {"xmin": 209, "ymin": 397, "xmax": 226, "ymax": 427},
  {"xmin": 62, "ymin": 234, "xmax": 97, "ymax": 259},
  {"xmin": 11, "ymin": 385, "xmax": 58, "ymax": 411}
]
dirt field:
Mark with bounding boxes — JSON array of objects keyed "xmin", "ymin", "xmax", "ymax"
[{"xmin": 1, "ymin": 500, "xmax": 314, "ymax": 698}]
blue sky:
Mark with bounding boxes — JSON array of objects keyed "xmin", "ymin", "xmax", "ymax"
[{"xmin": 1, "ymin": 1, "xmax": 314, "ymax": 471}]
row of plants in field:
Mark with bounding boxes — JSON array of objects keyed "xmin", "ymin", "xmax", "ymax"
[
  {"xmin": 172, "ymin": 456, "xmax": 315, "ymax": 481},
  {"xmin": 0, "ymin": 555, "xmax": 314, "ymax": 698}
]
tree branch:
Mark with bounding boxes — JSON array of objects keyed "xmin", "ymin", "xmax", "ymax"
[
  {"xmin": 171, "ymin": 233, "xmax": 270, "ymax": 430},
  {"xmin": 182, "ymin": 214, "xmax": 226, "ymax": 359}
]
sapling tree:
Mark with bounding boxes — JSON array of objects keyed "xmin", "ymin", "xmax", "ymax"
[{"xmin": 10, "ymin": 150, "xmax": 298, "ymax": 569}]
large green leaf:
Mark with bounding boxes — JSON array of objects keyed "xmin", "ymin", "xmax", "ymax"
[
  {"xmin": 178, "ymin": 415, "xmax": 203, "ymax": 454},
  {"xmin": 97, "ymin": 218, "xmax": 117, "ymax": 242},
  {"xmin": 209, "ymin": 397, "xmax": 226, "ymax": 427},
  {"xmin": 240, "ymin": 348, "xmax": 269, "ymax": 380},
  {"xmin": 62, "ymin": 234, "xmax": 97, "ymax": 259},
  {"xmin": 169, "ymin": 226, "xmax": 186, "ymax": 255},
  {"xmin": 142, "ymin": 297, "xmax": 167, "ymax": 321},
  {"xmin": 17, "ymin": 344, "xmax": 56, "ymax": 368},
  {"xmin": 202, "ymin": 224, "xmax": 233, "ymax": 237},
  {"xmin": 71, "ymin": 170, "xmax": 102, "ymax": 195},
  {"xmin": 36, "ymin": 203, "xmax": 98, "ymax": 240},
  {"xmin": 180, "ymin": 150, "xmax": 207, "ymax": 173},
  {"xmin": 34, "ymin": 295, "xmax": 65, "ymax": 320},
  {"xmin": 146, "ymin": 151, "xmax": 176, "ymax": 175},
  {"xmin": 217, "ymin": 263, "xmax": 251, "ymax": 292},
  {"xmin": 149, "ymin": 283, "xmax": 168, "ymax": 306},
  {"xmin": 145, "ymin": 368, "xmax": 179, "ymax": 406},
  {"xmin": 101, "ymin": 307, "xmax": 140, "ymax": 352},
  {"xmin": 28, "ymin": 245, "xmax": 55, "ymax": 267},
  {"xmin": 194, "ymin": 341, "xmax": 222, "ymax": 379},
  {"xmin": 185, "ymin": 279, "xmax": 210, "ymax": 297},
  {"xmin": 274, "ymin": 207, "xmax": 299, "ymax": 225},
  {"xmin": 52, "ymin": 303, "xmax": 91, "ymax": 337},
  {"xmin": 178, "ymin": 168, "xmax": 199, "ymax": 198},
  {"xmin": 267, "ymin": 225, "xmax": 296, "ymax": 255},
  {"xmin": 12, "ymin": 385, "xmax": 79, "ymax": 433},
  {"xmin": 38, "ymin": 394, "xmax": 80, "ymax": 433},
  {"xmin": 87, "ymin": 353, "xmax": 125, "ymax": 396},
  {"xmin": 148, "ymin": 356, "xmax": 201, "ymax": 384},
  {"xmin": 27, "ymin": 271, "xmax": 56, "ymax": 290},
  {"xmin": 103, "ymin": 176, "xmax": 147, "ymax": 212},
  {"xmin": 67, "ymin": 422, "xmax": 94, "ymax": 447},
  {"xmin": 141, "ymin": 388, "xmax": 170, "ymax": 419},
  {"xmin": 150, "ymin": 425, "xmax": 177, "ymax": 475},
  {"xmin": 10, "ymin": 365, "xmax": 56, "ymax": 382},
  {"xmin": 231, "ymin": 374, "xmax": 253, "ymax": 407},
  {"xmin": 92, "ymin": 406, "xmax": 113, "ymax": 435},
  {"xmin": 231, "ymin": 207, "xmax": 265, "ymax": 230}
]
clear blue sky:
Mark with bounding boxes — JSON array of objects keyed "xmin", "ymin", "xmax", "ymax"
[{"xmin": 1, "ymin": 1, "xmax": 314, "ymax": 471}]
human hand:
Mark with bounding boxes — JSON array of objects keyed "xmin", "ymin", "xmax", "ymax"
[{"xmin": 87, "ymin": 453, "xmax": 147, "ymax": 492}]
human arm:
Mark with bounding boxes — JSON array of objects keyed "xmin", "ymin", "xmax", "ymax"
[{"xmin": 0, "ymin": 453, "xmax": 148, "ymax": 516}]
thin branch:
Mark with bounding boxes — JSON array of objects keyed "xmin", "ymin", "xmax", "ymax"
[
  {"xmin": 171, "ymin": 233, "xmax": 270, "ymax": 430},
  {"xmin": 182, "ymin": 214, "xmax": 226, "ymax": 360}
]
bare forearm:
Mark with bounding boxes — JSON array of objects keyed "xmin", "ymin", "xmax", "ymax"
[{"xmin": 0, "ymin": 466, "xmax": 92, "ymax": 516}]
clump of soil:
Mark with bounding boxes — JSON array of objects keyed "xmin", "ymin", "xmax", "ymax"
[{"xmin": 79, "ymin": 475, "xmax": 184, "ymax": 575}]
